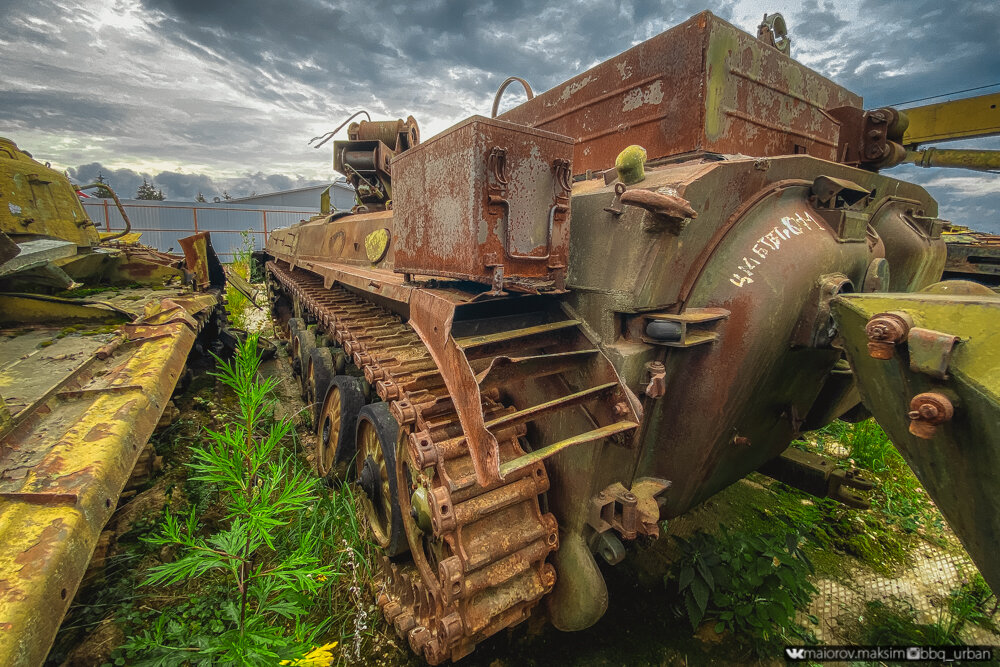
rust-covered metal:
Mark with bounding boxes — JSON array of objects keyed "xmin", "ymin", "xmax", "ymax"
[
  {"xmin": 257, "ymin": 9, "xmax": 997, "ymax": 665},
  {"xmin": 499, "ymin": 11, "xmax": 861, "ymax": 174},
  {"xmin": 832, "ymin": 289, "xmax": 1000, "ymax": 595},
  {"xmin": 941, "ymin": 227, "xmax": 1000, "ymax": 288},
  {"xmin": 266, "ymin": 262, "xmax": 641, "ymax": 662},
  {"xmin": 0, "ymin": 292, "xmax": 218, "ymax": 667},
  {"xmin": 0, "ymin": 138, "xmax": 98, "ymax": 248},
  {"xmin": 178, "ymin": 231, "xmax": 226, "ymax": 290},
  {"xmin": 392, "ymin": 116, "xmax": 574, "ymax": 292},
  {"xmin": 1, "ymin": 137, "xmax": 229, "ymax": 663}
]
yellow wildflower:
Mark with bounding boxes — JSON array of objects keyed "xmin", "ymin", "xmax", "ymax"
[{"xmin": 279, "ymin": 641, "xmax": 339, "ymax": 666}]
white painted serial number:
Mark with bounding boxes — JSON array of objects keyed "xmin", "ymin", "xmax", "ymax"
[{"xmin": 729, "ymin": 211, "xmax": 818, "ymax": 287}]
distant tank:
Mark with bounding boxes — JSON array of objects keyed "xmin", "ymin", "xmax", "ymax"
[
  {"xmin": 0, "ymin": 137, "xmax": 227, "ymax": 666},
  {"xmin": 262, "ymin": 11, "xmax": 997, "ymax": 664},
  {"xmin": 941, "ymin": 225, "xmax": 1000, "ymax": 289}
]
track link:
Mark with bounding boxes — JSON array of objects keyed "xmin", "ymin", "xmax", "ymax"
[{"xmin": 267, "ymin": 261, "xmax": 558, "ymax": 663}]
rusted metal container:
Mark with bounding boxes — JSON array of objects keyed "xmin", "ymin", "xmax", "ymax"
[
  {"xmin": 499, "ymin": 11, "xmax": 861, "ymax": 174},
  {"xmin": 392, "ymin": 116, "xmax": 574, "ymax": 292}
]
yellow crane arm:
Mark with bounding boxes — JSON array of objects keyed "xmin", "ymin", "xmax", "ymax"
[{"xmin": 901, "ymin": 91, "xmax": 1000, "ymax": 146}]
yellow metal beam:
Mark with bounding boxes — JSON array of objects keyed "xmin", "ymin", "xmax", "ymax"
[
  {"xmin": 901, "ymin": 92, "xmax": 1000, "ymax": 146},
  {"xmin": 905, "ymin": 147, "xmax": 1000, "ymax": 172},
  {"xmin": 0, "ymin": 294, "xmax": 217, "ymax": 666}
]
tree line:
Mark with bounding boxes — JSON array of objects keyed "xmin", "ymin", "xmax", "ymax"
[{"xmin": 91, "ymin": 172, "xmax": 234, "ymax": 202}]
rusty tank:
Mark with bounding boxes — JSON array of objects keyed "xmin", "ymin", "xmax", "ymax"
[
  {"xmin": 0, "ymin": 137, "xmax": 227, "ymax": 665},
  {"xmin": 262, "ymin": 11, "xmax": 997, "ymax": 664}
]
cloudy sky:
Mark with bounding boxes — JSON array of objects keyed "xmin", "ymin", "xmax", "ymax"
[{"xmin": 1, "ymin": 0, "xmax": 998, "ymax": 230}]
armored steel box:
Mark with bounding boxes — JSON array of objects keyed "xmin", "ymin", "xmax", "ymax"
[
  {"xmin": 392, "ymin": 116, "xmax": 574, "ymax": 292},
  {"xmin": 499, "ymin": 11, "xmax": 862, "ymax": 174}
]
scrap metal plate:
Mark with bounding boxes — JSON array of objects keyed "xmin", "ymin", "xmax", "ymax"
[{"xmin": 500, "ymin": 11, "xmax": 861, "ymax": 174}]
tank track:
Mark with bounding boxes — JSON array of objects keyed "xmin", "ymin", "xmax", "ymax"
[{"xmin": 267, "ymin": 261, "xmax": 559, "ymax": 664}]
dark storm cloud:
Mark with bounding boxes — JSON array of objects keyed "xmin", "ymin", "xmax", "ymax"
[
  {"xmin": 794, "ymin": 0, "xmax": 1000, "ymax": 109},
  {"xmin": 3, "ymin": 0, "xmax": 998, "ymax": 220},
  {"xmin": 0, "ymin": 90, "xmax": 127, "ymax": 134},
  {"xmin": 143, "ymin": 0, "xmax": 729, "ymax": 120},
  {"xmin": 67, "ymin": 163, "xmax": 148, "ymax": 199}
]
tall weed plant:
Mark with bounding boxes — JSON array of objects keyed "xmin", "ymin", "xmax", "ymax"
[
  {"xmin": 668, "ymin": 523, "xmax": 818, "ymax": 657},
  {"xmin": 125, "ymin": 335, "xmax": 334, "ymax": 665}
]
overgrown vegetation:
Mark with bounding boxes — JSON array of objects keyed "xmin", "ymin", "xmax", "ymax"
[
  {"xmin": 123, "ymin": 336, "xmax": 331, "ymax": 663},
  {"xmin": 947, "ymin": 573, "xmax": 999, "ymax": 635},
  {"xmin": 225, "ymin": 230, "xmax": 256, "ymax": 330},
  {"xmin": 851, "ymin": 574, "xmax": 998, "ymax": 648},
  {"xmin": 654, "ymin": 416, "xmax": 999, "ymax": 657},
  {"xmin": 667, "ymin": 524, "xmax": 818, "ymax": 656},
  {"xmin": 779, "ymin": 419, "xmax": 947, "ymax": 576},
  {"xmin": 58, "ymin": 335, "xmax": 384, "ymax": 666}
]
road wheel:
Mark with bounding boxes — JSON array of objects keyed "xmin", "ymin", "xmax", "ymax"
[
  {"xmin": 316, "ymin": 375, "xmax": 366, "ymax": 484},
  {"xmin": 307, "ymin": 347, "xmax": 338, "ymax": 427},
  {"xmin": 355, "ymin": 403, "xmax": 408, "ymax": 557},
  {"xmin": 287, "ymin": 317, "xmax": 305, "ymax": 371},
  {"xmin": 293, "ymin": 328, "xmax": 316, "ymax": 398}
]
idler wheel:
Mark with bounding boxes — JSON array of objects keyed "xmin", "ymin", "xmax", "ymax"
[
  {"xmin": 355, "ymin": 403, "xmax": 409, "ymax": 556},
  {"xmin": 316, "ymin": 375, "xmax": 366, "ymax": 484}
]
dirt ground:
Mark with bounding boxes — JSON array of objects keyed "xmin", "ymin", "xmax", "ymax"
[{"xmin": 52, "ymin": 337, "xmax": 999, "ymax": 666}]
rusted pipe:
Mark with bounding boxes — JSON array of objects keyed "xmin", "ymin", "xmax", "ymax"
[
  {"xmin": 77, "ymin": 182, "xmax": 132, "ymax": 242},
  {"xmin": 905, "ymin": 148, "xmax": 1000, "ymax": 173},
  {"xmin": 491, "ymin": 77, "xmax": 534, "ymax": 118}
]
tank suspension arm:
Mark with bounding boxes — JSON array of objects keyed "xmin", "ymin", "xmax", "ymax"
[
  {"xmin": 77, "ymin": 182, "xmax": 132, "ymax": 242},
  {"xmin": 905, "ymin": 148, "xmax": 1000, "ymax": 173},
  {"xmin": 831, "ymin": 288, "xmax": 1000, "ymax": 596}
]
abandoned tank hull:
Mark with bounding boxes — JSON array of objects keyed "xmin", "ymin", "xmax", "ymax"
[
  {"xmin": 0, "ymin": 138, "xmax": 226, "ymax": 666},
  {"xmin": 260, "ymin": 10, "xmax": 971, "ymax": 664},
  {"xmin": 264, "ymin": 156, "xmax": 944, "ymax": 659}
]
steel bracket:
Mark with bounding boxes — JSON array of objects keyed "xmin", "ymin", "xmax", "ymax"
[
  {"xmin": 758, "ymin": 447, "xmax": 874, "ymax": 509},
  {"xmin": 907, "ymin": 327, "xmax": 961, "ymax": 379},
  {"xmin": 640, "ymin": 308, "xmax": 729, "ymax": 347},
  {"xmin": 587, "ymin": 478, "xmax": 669, "ymax": 540}
]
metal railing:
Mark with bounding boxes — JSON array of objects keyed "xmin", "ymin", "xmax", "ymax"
[{"xmin": 81, "ymin": 198, "xmax": 319, "ymax": 261}]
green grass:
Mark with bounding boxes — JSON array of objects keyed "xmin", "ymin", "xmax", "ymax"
[
  {"xmin": 225, "ymin": 230, "xmax": 256, "ymax": 330},
  {"xmin": 948, "ymin": 573, "xmax": 999, "ymax": 634},
  {"xmin": 813, "ymin": 419, "xmax": 945, "ymax": 543},
  {"xmin": 851, "ymin": 582, "xmax": 997, "ymax": 649}
]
